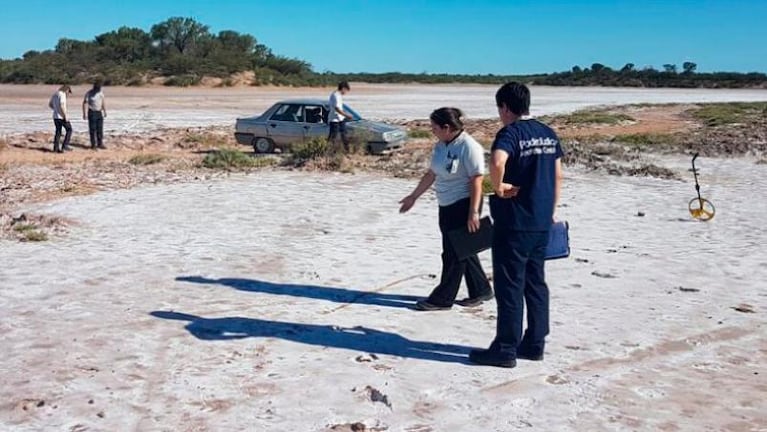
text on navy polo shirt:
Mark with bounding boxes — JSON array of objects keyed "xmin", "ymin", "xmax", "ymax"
[{"xmin": 490, "ymin": 119, "xmax": 564, "ymax": 232}]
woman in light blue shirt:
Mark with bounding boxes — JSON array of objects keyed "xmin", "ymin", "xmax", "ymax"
[{"xmin": 399, "ymin": 107, "xmax": 493, "ymax": 310}]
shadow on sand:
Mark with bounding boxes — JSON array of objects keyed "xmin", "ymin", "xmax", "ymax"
[
  {"xmin": 176, "ymin": 275, "xmax": 425, "ymax": 310},
  {"xmin": 150, "ymin": 311, "xmax": 473, "ymax": 364}
]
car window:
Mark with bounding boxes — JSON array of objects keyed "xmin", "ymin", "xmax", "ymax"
[
  {"xmin": 269, "ymin": 104, "xmax": 303, "ymax": 122},
  {"xmin": 303, "ymin": 105, "xmax": 325, "ymax": 124}
]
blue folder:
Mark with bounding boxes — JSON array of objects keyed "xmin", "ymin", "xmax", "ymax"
[{"xmin": 545, "ymin": 221, "xmax": 570, "ymax": 260}]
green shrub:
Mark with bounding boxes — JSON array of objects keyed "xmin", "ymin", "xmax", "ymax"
[
  {"xmin": 612, "ymin": 133, "xmax": 677, "ymax": 146},
  {"xmin": 128, "ymin": 154, "xmax": 165, "ymax": 165},
  {"xmin": 546, "ymin": 110, "xmax": 634, "ymax": 126},
  {"xmin": 690, "ymin": 102, "xmax": 767, "ymax": 126},
  {"xmin": 408, "ymin": 129, "xmax": 432, "ymax": 139},
  {"xmin": 13, "ymin": 224, "xmax": 48, "ymax": 242},
  {"xmin": 201, "ymin": 149, "xmax": 274, "ymax": 170},
  {"xmin": 292, "ymin": 137, "xmax": 332, "ymax": 160},
  {"xmin": 22, "ymin": 230, "xmax": 48, "ymax": 242}
]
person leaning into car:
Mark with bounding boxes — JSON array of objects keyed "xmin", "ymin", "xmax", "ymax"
[
  {"xmin": 328, "ymin": 81, "xmax": 354, "ymax": 151},
  {"xmin": 399, "ymin": 107, "xmax": 493, "ymax": 311}
]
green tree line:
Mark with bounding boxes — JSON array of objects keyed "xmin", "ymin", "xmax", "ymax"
[
  {"xmin": 1, "ymin": 17, "xmax": 765, "ymax": 88},
  {"xmin": 530, "ymin": 62, "xmax": 767, "ymax": 88}
]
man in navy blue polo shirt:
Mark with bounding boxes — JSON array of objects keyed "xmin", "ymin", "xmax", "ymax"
[{"xmin": 469, "ymin": 82, "xmax": 564, "ymax": 368}]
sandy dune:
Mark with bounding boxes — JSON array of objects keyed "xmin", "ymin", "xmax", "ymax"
[{"xmin": 1, "ymin": 155, "xmax": 765, "ymax": 430}]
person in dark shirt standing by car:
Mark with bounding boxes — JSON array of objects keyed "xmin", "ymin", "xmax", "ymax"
[
  {"xmin": 83, "ymin": 80, "xmax": 107, "ymax": 149},
  {"xmin": 469, "ymin": 82, "xmax": 564, "ymax": 368}
]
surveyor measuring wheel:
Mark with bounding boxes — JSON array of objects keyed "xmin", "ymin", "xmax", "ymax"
[{"xmin": 688, "ymin": 153, "xmax": 715, "ymax": 221}]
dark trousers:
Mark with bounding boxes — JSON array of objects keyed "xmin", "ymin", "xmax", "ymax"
[
  {"xmin": 491, "ymin": 229, "xmax": 550, "ymax": 355},
  {"xmin": 427, "ymin": 197, "xmax": 492, "ymax": 306},
  {"xmin": 53, "ymin": 118, "xmax": 72, "ymax": 151},
  {"xmin": 88, "ymin": 110, "xmax": 104, "ymax": 148},
  {"xmin": 328, "ymin": 121, "xmax": 349, "ymax": 151}
]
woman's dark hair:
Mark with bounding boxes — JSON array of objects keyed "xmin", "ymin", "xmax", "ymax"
[
  {"xmin": 430, "ymin": 107, "xmax": 464, "ymax": 131},
  {"xmin": 92, "ymin": 80, "xmax": 103, "ymax": 92},
  {"xmin": 495, "ymin": 82, "xmax": 530, "ymax": 116},
  {"xmin": 338, "ymin": 81, "xmax": 350, "ymax": 91}
]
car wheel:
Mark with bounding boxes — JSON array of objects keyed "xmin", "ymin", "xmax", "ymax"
[{"xmin": 253, "ymin": 137, "xmax": 275, "ymax": 153}]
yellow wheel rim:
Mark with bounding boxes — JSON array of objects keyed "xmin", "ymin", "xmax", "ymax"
[{"xmin": 688, "ymin": 197, "xmax": 715, "ymax": 221}]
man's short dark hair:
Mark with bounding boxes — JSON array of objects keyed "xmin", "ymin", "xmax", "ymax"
[
  {"xmin": 338, "ymin": 81, "xmax": 350, "ymax": 91},
  {"xmin": 495, "ymin": 82, "xmax": 530, "ymax": 116}
]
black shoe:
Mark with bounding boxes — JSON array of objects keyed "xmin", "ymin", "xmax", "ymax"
[
  {"xmin": 516, "ymin": 350, "xmax": 544, "ymax": 361},
  {"xmin": 62, "ymin": 146, "xmax": 73, "ymax": 152},
  {"xmin": 414, "ymin": 300, "xmax": 451, "ymax": 311},
  {"xmin": 469, "ymin": 347, "xmax": 517, "ymax": 368},
  {"xmin": 97, "ymin": 145, "xmax": 107, "ymax": 150},
  {"xmin": 516, "ymin": 341, "xmax": 545, "ymax": 361},
  {"xmin": 455, "ymin": 292, "xmax": 494, "ymax": 307}
]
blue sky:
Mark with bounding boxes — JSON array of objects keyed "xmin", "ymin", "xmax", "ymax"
[{"xmin": 1, "ymin": 0, "xmax": 765, "ymax": 74}]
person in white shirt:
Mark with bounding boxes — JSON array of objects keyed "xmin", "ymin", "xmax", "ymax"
[
  {"xmin": 327, "ymin": 81, "xmax": 354, "ymax": 151},
  {"xmin": 48, "ymin": 85, "xmax": 73, "ymax": 153},
  {"xmin": 82, "ymin": 80, "xmax": 107, "ymax": 149},
  {"xmin": 399, "ymin": 107, "xmax": 493, "ymax": 311}
]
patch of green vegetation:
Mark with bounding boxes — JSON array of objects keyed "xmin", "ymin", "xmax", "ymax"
[
  {"xmin": 128, "ymin": 154, "xmax": 166, "ymax": 165},
  {"xmin": 545, "ymin": 110, "xmax": 634, "ymax": 126},
  {"xmin": 408, "ymin": 129, "xmax": 432, "ymax": 139},
  {"xmin": 13, "ymin": 223, "xmax": 37, "ymax": 232},
  {"xmin": 612, "ymin": 133, "xmax": 677, "ymax": 146},
  {"xmin": 291, "ymin": 137, "xmax": 332, "ymax": 160},
  {"xmin": 201, "ymin": 149, "xmax": 275, "ymax": 170},
  {"xmin": 13, "ymin": 224, "xmax": 48, "ymax": 242},
  {"xmin": 482, "ymin": 176, "xmax": 494, "ymax": 195},
  {"xmin": 689, "ymin": 102, "xmax": 767, "ymax": 127},
  {"xmin": 180, "ymin": 131, "xmax": 229, "ymax": 148}
]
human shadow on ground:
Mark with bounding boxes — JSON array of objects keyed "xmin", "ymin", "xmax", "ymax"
[
  {"xmin": 176, "ymin": 275, "xmax": 424, "ymax": 310},
  {"xmin": 150, "ymin": 310, "xmax": 472, "ymax": 364}
]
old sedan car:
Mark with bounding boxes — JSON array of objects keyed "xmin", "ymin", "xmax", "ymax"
[{"xmin": 234, "ymin": 98, "xmax": 407, "ymax": 154}]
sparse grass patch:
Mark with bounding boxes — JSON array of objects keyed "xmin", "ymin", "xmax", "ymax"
[
  {"xmin": 201, "ymin": 149, "xmax": 274, "ymax": 170},
  {"xmin": 544, "ymin": 110, "xmax": 634, "ymax": 126},
  {"xmin": 689, "ymin": 102, "xmax": 767, "ymax": 127},
  {"xmin": 612, "ymin": 133, "xmax": 677, "ymax": 146},
  {"xmin": 12, "ymin": 223, "xmax": 48, "ymax": 242},
  {"xmin": 22, "ymin": 230, "xmax": 48, "ymax": 242},
  {"xmin": 179, "ymin": 131, "xmax": 230, "ymax": 149},
  {"xmin": 129, "ymin": 154, "xmax": 166, "ymax": 165},
  {"xmin": 408, "ymin": 129, "xmax": 432, "ymax": 139}
]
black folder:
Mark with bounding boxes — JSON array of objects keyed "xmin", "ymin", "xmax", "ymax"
[
  {"xmin": 448, "ymin": 218, "xmax": 570, "ymax": 261},
  {"xmin": 447, "ymin": 216, "xmax": 494, "ymax": 261}
]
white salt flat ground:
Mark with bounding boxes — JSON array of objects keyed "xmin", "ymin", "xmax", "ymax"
[
  {"xmin": 1, "ymin": 157, "xmax": 765, "ymax": 431},
  {"xmin": 2, "ymin": 84, "xmax": 767, "ymax": 135}
]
